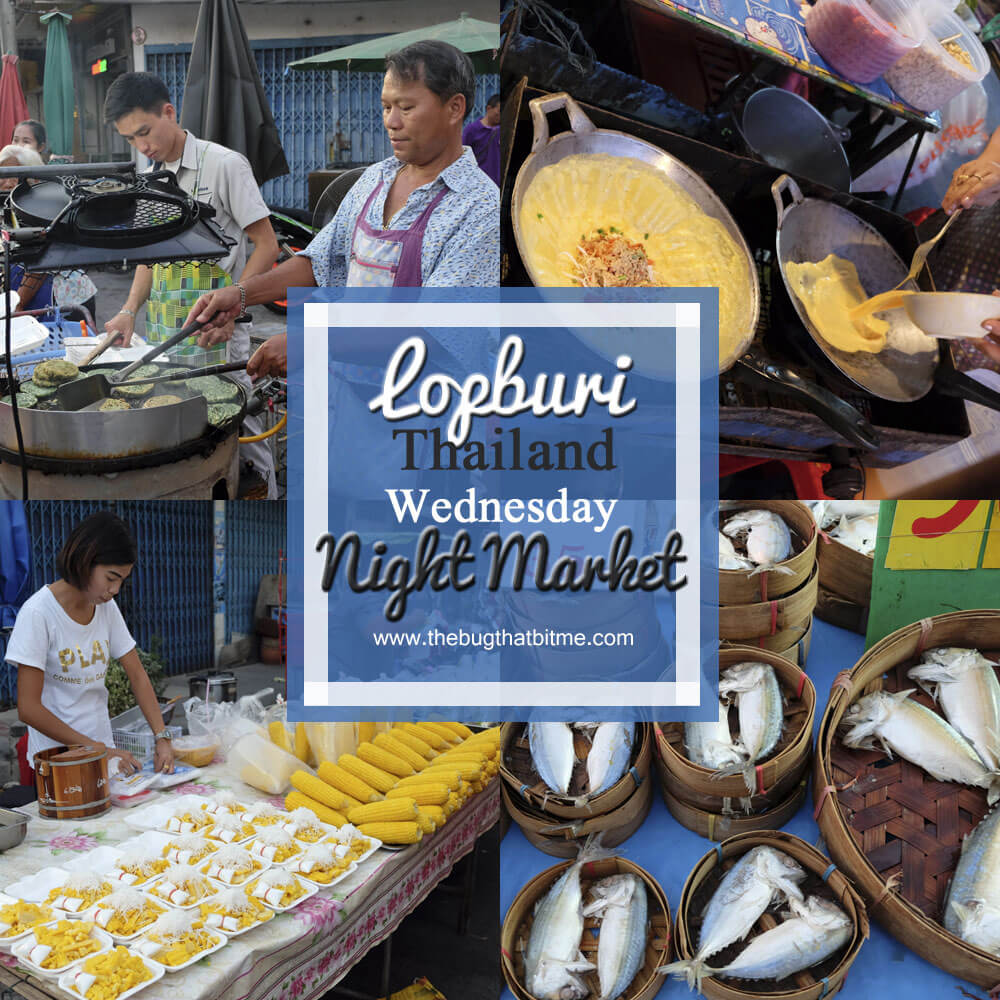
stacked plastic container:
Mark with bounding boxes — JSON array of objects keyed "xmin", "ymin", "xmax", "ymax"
[{"xmin": 806, "ymin": 0, "xmax": 989, "ymax": 112}]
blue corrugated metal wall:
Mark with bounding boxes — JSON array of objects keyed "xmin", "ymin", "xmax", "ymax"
[
  {"xmin": 224, "ymin": 501, "xmax": 285, "ymax": 643},
  {"xmin": 146, "ymin": 38, "xmax": 499, "ymax": 209},
  {"xmin": 0, "ymin": 502, "xmax": 285, "ymax": 706}
]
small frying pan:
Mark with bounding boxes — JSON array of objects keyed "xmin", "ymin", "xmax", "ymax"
[{"xmin": 772, "ymin": 174, "xmax": 1000, "ymax": 414}]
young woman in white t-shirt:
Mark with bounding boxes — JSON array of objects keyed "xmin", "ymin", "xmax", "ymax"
[{"xmin": 5, "ymin": 511, "xmax": 176, "ymax": 776}]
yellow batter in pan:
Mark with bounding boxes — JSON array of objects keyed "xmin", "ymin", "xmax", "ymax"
[
  {"xmin": 785, "ymin": 254, "xmax": 890, "ymax": 353},
  {"xmin": 518, "ymin": 153, "xmax": 753, "ymax": 364}
]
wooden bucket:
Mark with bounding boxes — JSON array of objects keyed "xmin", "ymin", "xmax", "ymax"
[
  {"xmin": 34, "ymin": 745, "xmax": 110, "ymax": 820},
  {"xmin": 502, "ymin": 854, "xmax": 671, "ymax": 1000},
  {"xmin": 658, "ymin": 771, "xmax": 809, "ymax": 841},
  {"xmin": 672, "ymin": 832, "xmax": 869, "ymax": 1000},
  {"xmin": 502, "ymin": 768, "xmax": 653, "ymax": 858},
  {"xmin": 815, "ymin": 584, "xmax": 869, "ymax": 636},
  {"xmin": 719, "ymin": 565, "xmax": 818, "ymax": 642},
  {"xmin": 655, "ymin": 647, "xmax": 815, "ymax": 811},
  {"xmin": 500, "ymin": 722, "xmax": 652, "ymax": 819},
  {"xmin": 719, "ymin": 502, "xmax": 817, "ymax": 605},
  {"xmin": 815, "ymin": 533, "xmax": 873, "ymax": 605},
  {"xmin": 813, "ymin": 609, "xmax": 1000, "ymax": 988}
]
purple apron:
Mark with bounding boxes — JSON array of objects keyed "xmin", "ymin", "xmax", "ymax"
[{"xmin": 346, "ymin": 178, "xmax": 448, "ymax": 287}]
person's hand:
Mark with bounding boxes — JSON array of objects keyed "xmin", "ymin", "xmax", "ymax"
[
  {"xmin": 978, "ymin": 290, "xmax": 1000, "ymax": 364},
  {"xmin": 247, "ymin": 334, "xmax": 287, "ymax": 379},
  {"xmin": 106, "ymin": 746, "xmax": 141, "ymax": 776},
  {"xmin": 943, "ymin": 156, "xmax": 1000, "ymax": 213},
  {"xmin": 184, "ymin": 287, "xmax": 242, "ymax": 343},
  {"xmin": 154, "ymin": 739, "xmax": 175, "ymax": 774},
  {"xmin": 104, "ymin": 310, "xmax": 136, "ymax": 348}
]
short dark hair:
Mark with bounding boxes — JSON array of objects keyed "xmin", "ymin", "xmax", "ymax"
[
  {"xmin": 486, "ymin": 93, "xmax": 500, "ymax": 108},
  {"xmin": 57, "ymin": 512, "xmax": 137, "ymax": 588},
  {"xmin": 384, "ymin": 41, "xmax": 475, "ymax": 120},
  {"xmin": 15, "ymin": 120, "xmax": 46, "ymax": 149},
  {"xmin": 103, "ymin": 72, "xmax": 171, "ymax": 125}
]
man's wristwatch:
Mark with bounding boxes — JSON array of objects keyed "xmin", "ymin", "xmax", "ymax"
[{"xmin": 154, "ymin": 730, "xmax": 173, "ymax": 742}]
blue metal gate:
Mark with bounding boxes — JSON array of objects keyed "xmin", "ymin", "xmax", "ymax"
[
  {"xmin": 146, "ymin": 39, "xmax": 499, "ymax": 210},
  {"xmin": 224, "ymin": 500, "xmax": 285, "ymax": 644}
]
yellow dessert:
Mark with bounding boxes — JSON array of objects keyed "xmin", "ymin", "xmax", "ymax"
[
  {"xmin": 0, "ymin": 901, "xmax": 54, "ymax": 937},
  {"xmin": 108, "ymin": 851, "xmax": 169, "ymax": 887},
  {"xmin": 25, "ymin": 920, "xmax": 101, "ymax": 969},
  {"xmin": 244, "ymin": 802, "xmax": 284, "ymax": 828},
  {"xmin": 250, "ymin": 828, "xmax": 303, "ymax": 864},
  {"xmin": 247, "ymin": 871, "xmax": 309, "ymax": 909},
  {"xmin": 198, "ymin": 887, "xmax": 273, "ymax": 933},
  {"xmin": 204, "ymin": 812, "xmax": 256, "ymax": 844},
  {"xmin": 201, "ymin": 846, "xmax": 263, "ymax": 886},
  {"xmin": 200, "ymin": 792, "xmax": 247, "ymax": 817},
  {"xmin": 283, "ymin": 807, "xmax": 328, "ymax": 844},
  {"xmin": 164, "ymin": 809, "xmax": 213, "ymax": 835},
  {"xmin": 292, "ymin": 844, "xmax": 353, "ymax": 885},
  {"xmin": 47, "ymin": 874, "xmax": 113, "ymax": 913},
  {"xmin": 66, "ymin": 946, "xmax": 153, "ymax": 1000},
  {"xmin": 785, "ymin": 255, "xmax": 890, "ymax": 353},
  {"xmin": 146, "ymin": 864, "xmax": 215, "ymax": 907},
  {"xmin": 163, "ymin": 835, "xmax": 217, "ymax": 865},
  {"xmin": 517, "ymin": 152, "xmax": 753, "ymax": 365},
  {"xmin": 90, "ymin": 889, "xmax": 164, "ymax": 938},
  {"xmin": 135, "ymin": 912, "xmax": 220, "ymax": 967}
]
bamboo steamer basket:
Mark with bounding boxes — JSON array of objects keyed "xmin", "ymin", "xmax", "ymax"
[
  {"xmin": 501, "ymin": 767, "xmax": 653, "ymax": 857},
  {"xmin": 771, "ymin": 616, "xmax": 813, "ymax": 668},
  {"xmin": 659, "ymin": 772, "xmax": 808, "ymax": 841},
  {"xmin": 34, "ymin": 745, "xmax": 110, "ymax": 820},
  {"xmin": 502, "ymin": 854, "xmax": 671, "ymax": 1000},
  {"xmin": 720, "ymin": 565, "xmax": 818, "ymax": 642},
  {"xmin": 719, "ymin": 502, "xmax": 817, "ymax": 605},
  {"xmin": 813, "ymin": 609, "xmax": 1000, "ymax": 988},
  {"xmin": 722, "ymin": 617, "xmax": 810, "ymax": 655},
  {"xmin": 500, "ymin": 722, "xmax": 652, "ymax": 820},
  {"xmin": 815, "ymin": 532, "xmax": 873, "ymax": 605},
  {"xmin": 655, "ymin": 647, "xmax": 815, "ymax": 811},
  {"xmin": 673, "ymin": 832, "xmax": 869, "ymax": 1000},
  {"xmin": 815, "ymin": 585, "xmax": 869, "ymax": 636}
]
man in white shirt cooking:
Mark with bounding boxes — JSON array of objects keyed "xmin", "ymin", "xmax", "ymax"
[
  {"xmin": 183, "ymin": 39, "xmax": 499, "ymax": 351},
  {"xmin": 101, "ymin": 72, "xmax": 280, "ymax": 497}
]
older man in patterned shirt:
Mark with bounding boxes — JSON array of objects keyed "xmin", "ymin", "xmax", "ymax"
[{"xmin": 186, "ymin": 39, "xmax": 500, "ymax": 348}]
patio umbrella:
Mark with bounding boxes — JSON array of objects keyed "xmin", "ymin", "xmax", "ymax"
[
  {"xmin": 181, "ymin": 0, "xmax": 289, "ymax": 186},
  {"xmin": 0, "ymin": 500, "xmax": 30, "ymax": 631},
  {"xmin": 287, "ymin": 13, "xmax": 499, "ymax": 73},
  {"xmin": 0, "ymin": 55, "xmax": 28, "ymax": 147},
  {"xmin": 40, "ymin": 11, "xmax": 74, "ymax": 157}
]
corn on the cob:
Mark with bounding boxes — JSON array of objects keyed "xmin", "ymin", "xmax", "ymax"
[
  {"xmin": 357, "ymin": 741, "xmax": 415, "ymax": 778},
  {"xmin": 396, "ymin": 769, "xmax": 461, "ymax": 791},
  {"xmin": 444, "ymin": 793, "xmax": 461, "ymax": 815},
  {"xmin": 357, "ymin": 721, "xmax": 377, "ymax": 744},
  {"xmin": 386, "ymin": 783, "xmax": 449, "ymax": 806},
  {"xmin": 373, "ymin": 732, "xmax": 427, "ymax": 771},
  {"xmin": 339, "ymin": 754, "xmax": 396, "ymax": 794},
  {"xmin": 403, "ymin": 723, "xmax": 450, "ymax": 750},
  {"xmin": 290, "ymin": 770, "xmax": 352, "ymax": 813},
  {"xmin": 419, "ymin": 722, "xmax": 463, "ymax": 744},
  {"xmin": 421, "ymin": 761, "xmax": 481, "ymax": 782},
  {"xmin": 317, "ymin": 761, "xmax": 380, "ymax": 804},
  {"xmin": 294, "ymin": 723, "xmax": 310, "ymax": 763},
  {"xmin": 347, "ymin": 798, "xmax": 418, "ymax": 825},
  {"xmin": 358, "ymin": 821, "xmax": 422, "ymax": 845},
  {"xmin": 268, "ymin": 721, "xmax": 292, "ymax": 753},
  {"xmin": 414, "ymin": 809, "xmax": 436, "ymax": 834},
  {"xmin": 285, "ymin": 790, "xmax": 346, "ymax": 827},
  {"xmin": 391, "ymin": 727, "xmax": 437, "ymax": 759},
  {"xmin": 421, "ymin": 805, "xmax": 447, "ymax": 827},
  {"xmin": 438, "ymin": 722, "xmax": 474, "ymax": 739},
  {"xmin": 434, "ymin": 750, "xmax": 487, "ymax": 768}
]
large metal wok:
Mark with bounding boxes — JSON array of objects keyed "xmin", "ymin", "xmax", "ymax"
[
  {"xmin": 773, "ymin": 174, "xmax": 1000, "ymax": 413},
  {"xmin": 511, "ymin": 93, "xmax": 878, "ymax": 449},
  {"xmin": 0, "ymin": 361, "xmax": 247, "ymax": 461}
]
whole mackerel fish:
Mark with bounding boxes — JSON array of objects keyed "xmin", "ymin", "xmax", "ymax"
[
  {"xmin": 685, "ymin": 700, "xmax": 747, "ymax": 771},
  {"xmin": 717, "ymin": 663, "xmax": 784, "ymax": 792},
  {"xmin": 529, "ymin": 722, "xmax": 576, "ymax": 796},
  {"xmin": 524, "ymin": 840, "xmax": 608, "ymax": 999},
  {"xmin": 581, "ymin": 874, "xmax": 647, "ymax": 999},
  {"xmin": 706, "ymin": 895, "xmax": 852, "ymax": 981},
  {"xmin": 659, "ymin": 846, "xmax": 806, "ymax": 990},
  {"xmin": 842, "ymin": 689, "xmax": 1000, "ymax": 804},
  {"xmin": 908, "ymin": 647, "xmax": 1000, "ymax": 770},
  {"xmin": 586, "ymin": 722, "xmax": 634, "ymax": 798},
  {"xmin": 944, "ymin": 807, "xmax": 1000, "ymax": 955}
]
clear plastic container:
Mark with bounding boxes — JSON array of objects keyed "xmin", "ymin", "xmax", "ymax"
[
  {"xmin": 806, "ymin": 0, "xmax": 926, "ymax": 84},
  {"xmin": 884, "ymin": 9, "xmax": 989, "ymax": 110}
]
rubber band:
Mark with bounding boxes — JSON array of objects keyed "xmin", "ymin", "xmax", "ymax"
[
  {"xmin": 795, "ymin": 671, "xmax": 807, "ymax": 699},
  {"xmin": 818, "ymin": 976, "xmax": 831, "ymax": 999},
  {"xmin": 795, "ymin": 637, "xmax": 805, "ymax": 666},
  {"xmin": 915, "ymin": 617, "xmax": 934, "ymax": 656},
  {"xmin": 714, "ymin": 843, "xmax": 724, "ymax": 862},
  {"xmin": 769, "ymin": 600, "xmax": 778, "ymax": 635},
  {"xmin": 501, "ymin": 947, "xmax": 514, "ymax": 962},
  {"xmin": 813, "ymin": 784, "xmax": 836, "ymax": 821},
  {"xmin": 831, "ymin": 670, "xmax": 853, "ymax": 696},
  {"xmin": 821, "ymin": 863, "xmax": 837, "ymax": 882},
  {"xmin": 519, "ymin": 784, "xmax": 531, "ymax": 798},
  {"xmin": 757, "ymin": 635, "xmax": 766, "ymax": 649},
  {"xmin": 628, "ymin": 766, "xmax": 642, "ymax": 788},
  {"xmin": 756, "ymin": 765, "xmax": 766, "ymax": 796},
  {"xmin": 759, "ymin": 574, "xmax": 769, "ymax": 602}
]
